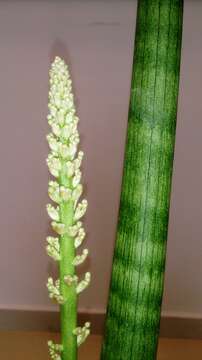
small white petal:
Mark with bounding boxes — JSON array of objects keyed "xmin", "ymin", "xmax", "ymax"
[
  {"xmin": 65, "ymin": 161, "xmax": 75, "ymax": 177},
  {"xmin": 72, "ymin": 170, "xmax": 81, "ymax": 188},
  {"xmin": 74, "ymin": 151, "xmax": 84, "ymax": 170},
  {"xmin": 72, "ymin": 184, "xmax": 83, "ymax": 209},
  {"xmin": 46, "ymin": 236, "xmax": 60, "ymax": 261},
  {"xmin": 50, "ymin": 106, "xmax": 57, "ymax": 117},
  {"xmin": 74, "ymin": 199, "xmax": 88, "ymax": 221},
  {"xmin": 74, "ymin": 228, "xmax": 85, "ymax": 248},
  {"xmin": 57, "ymin": 110, "xmax": 65, "ymax": 126},
  {"xmin": 61, "ymin": 125, "xmax": 72, "ymax": 139},
  {"xmin": 72, "ymin": 249, "xmax": 88, "ymax": 266},
  {"xmin": 46, "ymin": 204, "xmax": 60, "ymax": 221},
  {"xmin": 65, "ymin": 112, "xmax": 74, "ymax": 123},
  {"xmin": 70, "ymin": 131, "xmax": 80, "ymax": 146},
  {"xmin": 51, "ymin": 123, "xmax": 61, "ymax": 137},
  {"xmin": 76, "ymin": 272, "xmax": 91, "ymax": 294},
  {"xmin": 47, "ymin": 155, "xmax": 61, "ymax": 178},
  {"xmin": 48, "ymin": 181, "xmax": 61, "ymax": 203},
  {"xmin": 67, "ymin": 144, "xmax": 77, "ymax": 160},
  {"xmin": 73, "ymin": 322, "xmax": 90, "ymax": 347},
  {"xmin": 47, "ymin": 277, "xmax": 64, "ymax": 304},
  {"xmin": 68, "ymin": 221, "xmax": 82, "ymax": 237},
  {"xmin": 51, "ymin": 221, "xmax": 67, "ymax": 235},
  {"xmin": 58, "ymin": 143, "xmax": 70, "ymax": 159},
  {"xmin": 47, "ymin": 133, "xmax": 58, "ymax": 152}
]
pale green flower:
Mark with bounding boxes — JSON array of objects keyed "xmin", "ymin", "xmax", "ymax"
[
  {"xmin": 73, "ymin": 322, "xmax": 90, "ymax": 347},
  {"xmin": 74, "ymin": 199, "xmax": 88, "ymax": 221}
]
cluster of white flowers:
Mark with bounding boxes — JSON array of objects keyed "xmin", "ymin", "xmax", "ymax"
[
  {"xmin": 48, "ymin": 341, "xmax": 63, "ymax": 360},
  {"xmin": 73, "ymin": 322, "xmax": 91, "ymax": 347},
  {"xmin": 63, "ymin": 271, "xmax": 91, "ymax": 294},
  {"xmin": 46, "ymin": 58, "xmax": 88, "ymax": 244},
  {"xmin": 72, "ymin": 248, "xmax": 88, "ymax": 266},
  {"xmin": 46, "ymin": 56, "xmax": 90, "ymax": 349},
  {"xmin": 46, "ymin": 236, "xmax": 60, "ymax": 261},
  {"xmin": 76, "ymin": 272, "xmax": 91, "ymax": 294},
  {"xmin": 47, "ymin": 277, "xmax": 64, "ymax": 304}
]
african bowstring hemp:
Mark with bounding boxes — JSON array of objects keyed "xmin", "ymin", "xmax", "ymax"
[
  {"xmin": 101, "ymin": 0, "xmax": 183, "ymax": 359},
  {"xmin": 46, "ymin": 57, "xmax": 90, "ymax": 360}
]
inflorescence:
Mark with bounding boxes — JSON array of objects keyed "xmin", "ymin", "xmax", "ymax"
[{"xmin": 46, "ymin": 56, "xmax": 90, "ymax": 353}]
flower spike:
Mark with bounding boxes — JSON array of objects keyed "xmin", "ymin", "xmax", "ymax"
[{"xmin": 46, "ymin": 56, "xmax": 90, "ymax": 358}]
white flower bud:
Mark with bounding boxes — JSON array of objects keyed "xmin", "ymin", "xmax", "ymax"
[
  {"xmin": 48, "ymin": 340, "xmax": 63, "ymax": 360},
  {"xmin": 74, "ymin": 151, "xmax": 84, "ymax": 170},
  {"xmin": 76, "ymin": 272, "xmax": 91, "ymax": 294},
  {"xmin": 47, "ymin": 155, "xmax": 61, "ymax": 178},
  {"xmin": 46, "ymin": 236, "xmax": 60, "ymax": 261},
  {"xmin": 65, "ymin": 112, "xmax": 74, "ymax": 123},
  {"xmin": 72, "ymin": 249, "xmax": 88, "ymax": 266},
  {"xmin": 47, "ymin": 133, "xmax": 59, "ymax": 153},
  {"xmin": 47, "ymin": 204, "xmax": 60, "ymax": 222},
  {"xmin": 67, "ymin": 144, "xmax": 77, "ymax": 160},
  {"xmin": 49, "ymin": 105, "xmax": 57, "ymax": 117},
  {"xmin": 58, "ymin": 143, "xmax": 70, "ymax": 159},
  {"xmin": 65, "ymin": 161, "xmax": 75, "ymax": 177},
  {"xmin": 55, "ymin": 97, "xmax": 61, "ymax": 108},
  {"xmin": 57, "ymin": 109, "xmax": 65, "ymax": 126},
  {"xmin": 47, "ymin": 114, "xmax": 53, "ymax": 125},
  {"xmin": 51, "ymin": 123, "xmax": 61, "ymax": 137},
  {"xmin": 68, "ymin": 221, "xmax": 82, "ymax": 237},
  {"xmin": 61, "ymin": 125, "xmax": 72, "ymax": 139},
  {"xmin": 47, "ymin": 277, "xmax": 64, "ymax": 304},
  {"xmin": 70, "ymin": 131, "xmax": 80, "ymax": 146},
  {"xmin": 72, "ymin": 170, "xmax": 81, "ymax": 188},
  {"xmin": 51, "ymin": 221, "xmax": 67, "ymax": 235},
  {"xmin": 73, "ymin": 322, "xmax": 90, "ymax": 347},
  {"xmin": 72, "ymin": 184, "xmax": 83, "ymax": 209},
  {"xmin": 74, "ymin": 199, "xmax": 88, "ymax": 221},
  {"xmin": 48, "ymin": 181, "xmax": 61, "ymax": 203},
  {"xmin": 74, "ymin": 228, "xmax": 85, "ymax": 248}
]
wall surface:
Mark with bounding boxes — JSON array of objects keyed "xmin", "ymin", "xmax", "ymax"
[
  {"xmin": 162, "ymin": 0, "xmax": 202, "ymax": 318},
  {"xmin": 0, "ymin": 0, "xmax": 201, "ymax": 319}
]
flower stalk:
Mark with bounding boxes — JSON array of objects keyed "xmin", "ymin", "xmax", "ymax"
[{"xmin": 46, "ymin": 57, "xmax": 90, "ymax": 360}]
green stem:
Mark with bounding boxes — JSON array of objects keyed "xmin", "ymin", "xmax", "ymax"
[
  {"xmin": 60, "ymin": 170, "xmax": 77, "ymax": 360},
  {"xmin": 101, "ymin": 1, "xmax": 183, "ymax": 359}
]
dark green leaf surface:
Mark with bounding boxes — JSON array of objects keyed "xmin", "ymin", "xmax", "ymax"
[{"xmin": 101, "ymin": 1, "xmax": 183, "ymax": 359}]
